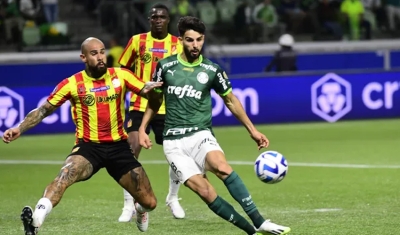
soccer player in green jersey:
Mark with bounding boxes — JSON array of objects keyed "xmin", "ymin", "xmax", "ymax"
[{"xmin": 138, "ymin": 16, "xmax": 291, "ymax": 235}]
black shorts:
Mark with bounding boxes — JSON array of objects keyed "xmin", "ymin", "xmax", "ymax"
[
  {"xmin": 67, "ymin": 140, "xmax": 141, "ymax": 182},
  {"xmin": 126, "ymin": 110, "xmax": 165, "ymax": 145}
]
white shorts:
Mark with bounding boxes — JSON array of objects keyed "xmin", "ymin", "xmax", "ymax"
[{"xmin": 163, "ymin": 130, "xmax": 223, "ymax": 183}]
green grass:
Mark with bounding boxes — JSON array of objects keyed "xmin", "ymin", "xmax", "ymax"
[{"xmin": 1, "ymin": 119, "xmax": 400, "ymax": 234}]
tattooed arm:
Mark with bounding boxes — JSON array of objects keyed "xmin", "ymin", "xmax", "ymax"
[
  {"xmin": 19, "ymin": 101, "xmax": 58, "ymax": 133},
  {"xmin": 2, "ymin": 101, "xmax": 58, "ymax": 143}
]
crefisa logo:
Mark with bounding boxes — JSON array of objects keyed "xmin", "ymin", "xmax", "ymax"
[{"xmin": 311, "ymin": 73, "xmax": 352, "ymax": 123}]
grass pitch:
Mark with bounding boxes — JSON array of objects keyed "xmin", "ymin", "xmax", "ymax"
[{"xmin": 1, "ymin": 119, "xmax": 399, "ymax": 235}]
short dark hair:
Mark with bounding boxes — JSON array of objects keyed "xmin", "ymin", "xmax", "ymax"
[
  {"xmin": 149, "ymin": 3, "xmax": 169, "ymax": 15},
  {"xmin": 177, "ymin": 16, "xmax": 206, "ymax": 36}
]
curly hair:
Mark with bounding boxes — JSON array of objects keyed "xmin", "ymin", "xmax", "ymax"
[{"xmin": 177, "ymin": 16, "xmax": 206, "ymax": 36}]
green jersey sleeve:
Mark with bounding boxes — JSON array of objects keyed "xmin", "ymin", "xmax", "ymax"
[
  {"xmin": 212, "ymin": 67, "xmax": 232, "ymax": 96},
  {"xmin": 152, "ymin": 62, "xmax": 164, "ymax": 93},
  {"xmin": 152, "ymin": 62, "xmax": 164, "ymax": 83}
]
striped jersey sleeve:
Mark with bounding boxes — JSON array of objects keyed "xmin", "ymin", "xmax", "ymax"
[
  {"xmin": 118, "ymin": 35, "xmax": 138, "ymax": 69},
  {"xmin": 47, "ymin": 78, "xmax": 72, "ymax": 106},
  {"xmin": 118, "ymin": 68, "xmax": 145, "ymax": 95}
]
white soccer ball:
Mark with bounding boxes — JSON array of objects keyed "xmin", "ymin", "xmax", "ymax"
[{"xmin": 254, "ymin": 151, "xmax": 288, "ymax": 184}]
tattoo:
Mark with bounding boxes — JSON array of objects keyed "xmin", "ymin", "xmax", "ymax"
[
  {"xmin": 130, "ymin": 167, "xmax": 142, "ymax": 193},
  {"xmin": 43, "ymin": 155, "xmax": 93, "ymax": 207},
  {"xmin": 129, "ymin": 167, "xmax": 154, "ymax": 198},
  {"xmin": 58, "ymin": 162, "xmax": 78, "ymax": 182},
  {"xmin": 19, "ymin": 102, "xmax": 58, "ymax": 133}
]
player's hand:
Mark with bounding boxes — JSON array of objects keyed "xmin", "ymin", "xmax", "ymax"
[
  {"xmin": 250, "ymin": 130, "xmax": 269, "ymax": 150},
  {"xmin": 138, "ymin": 129, "xmax": 152, "ymax": 149},
  {"xmin": 142, "ymin": 81, "xmax": 163, "ymax": 94},
  {"xmin": 2, "ymin": 127, "xmax": 21, "ymax": 144}
]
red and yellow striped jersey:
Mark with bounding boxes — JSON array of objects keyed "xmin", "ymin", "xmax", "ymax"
[
  {"xmin": 118, "ymin": 32, "xmax": 182, "ymax": 114},
  {"xmin": 47, "ymin": 68, "xmax": 144, "ymax": 143}
]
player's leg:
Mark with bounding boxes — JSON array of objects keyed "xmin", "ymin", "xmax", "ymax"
[
  {"xmin": 106, "ymin": 141, "xmax": 157, "ymax": 232},
  {"xmin": 22, "ymin": 143, "xmax": 101, "ymax": 234},
  {"xmin": 164, "ymin": 138, "xmax": 256, "ymax": 235},
  {"xmin": 127, "ymin": 111, "xmax": 147, "ymax": 158},
  {"xmin": 201, "ymin": 137, "xmax": 291, "ymax": 234},
  {"xmin": 152, "ymin": 114, "xmax": 185, "ymax": 219},
  {"xmin": 119, "ymin": 111, "xmax": 148, "ymax": 222}
]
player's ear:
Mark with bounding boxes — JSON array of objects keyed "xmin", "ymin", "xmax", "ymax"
[{"xmin": 80, "ymin": 54, "xmax": 86, "ymax": 63}]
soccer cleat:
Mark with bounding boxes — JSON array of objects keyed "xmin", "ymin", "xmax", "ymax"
[
  {"xmin": 166, "ymin": 198, "xmax": 185, "ymax": 219},
  {"xmin": 21, "ymin": 206, "xmax": 38, "ymax": 235},
  {"xmin": 135, "ymin": 203, "xmax": 149, "ymax": 232},
  {"xmin": 118, "ymin": 206, "xmax": 136, "ymax": 222},
  {"xmin": 256, "ymin": 220, "xmax": 291, "ymax": 235}
]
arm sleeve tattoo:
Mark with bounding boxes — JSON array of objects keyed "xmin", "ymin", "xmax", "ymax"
[{"xmin": 18, "ymin": 101, "xmax": 58, "ymax": 133}]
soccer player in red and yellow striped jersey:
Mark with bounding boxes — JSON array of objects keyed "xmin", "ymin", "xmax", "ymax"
[
  {"xmin": 47, "ymin": 67, "xmax": 143, "ymax": 143},
  {"xmin": 2, "ymin": 38, "xmax": 162, "ymax": 234},
  {"xmin": 117, "ymin": 3, "xmax": 185, "ymax": 221}
]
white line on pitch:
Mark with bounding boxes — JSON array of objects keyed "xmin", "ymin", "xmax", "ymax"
[
  {"xmin": 275, "ymin": 208, "xmax": 343, "ymax": 214},
  {"xmin": 0, "ymin": 160, "xmax": 399, "ymax": 169}
]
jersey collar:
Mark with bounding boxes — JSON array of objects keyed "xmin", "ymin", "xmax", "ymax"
[
  {"xmin": 82, "ymin": 69, "xmax": 110, "ymax": 81},
  {"xmin": 177, "ymin": 53, "xmax": 203, "ymax": 67}
]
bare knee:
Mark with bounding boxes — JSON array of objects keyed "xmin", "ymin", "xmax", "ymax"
[
  {"xmin": 206, "ymin": 151, "xmax": 233, "ymax": 180},
  {"xmin": 185, "ymin": 175, "xmax": 217, "ymax": 203},
  {"xmin": 44, "ymin": 155, "xmax": 93, "ymax": 206},
  {"xmin": 120, "ymin": 167, "xmax": 157, "ymax": 210},
  {"xmin": 139, "ymin": 195, "xmax": 157, "ymax": 211},
  {"xmin": 212, "ymin": 162, "xmax": 233, "ymax": 180}
]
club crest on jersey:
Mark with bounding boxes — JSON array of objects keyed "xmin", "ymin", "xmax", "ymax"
[
  {"xmin": 78, "ymin": 86, "xmax": 86, "ymax": 94},
  {"xmin": 197, "ymin": 72, "xmax": 209, "ymax": 84},
  {"xmin": 112, "ymin": 78, "xmax": 121, "ymax": 88}
]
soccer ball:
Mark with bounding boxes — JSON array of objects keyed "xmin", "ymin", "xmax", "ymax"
[{"xmin": 254, "ymin": 151, "xmax": 288, "ymax": 184}]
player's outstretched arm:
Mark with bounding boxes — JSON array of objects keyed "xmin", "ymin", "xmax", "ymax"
[
  {"xmin": 122, "ymin": 69, "xmax": 163, "ymax": 98},
  {"xmin": 2, "ymin": 101, "xmax": 58, "ymax": 143},
  {"xmin": 138, "ymin": 91, "xmax": 163, "ymax": 149},
  {"xmin": 138, "ymin": 81, "xmax": 163, "ymax": 98},
  {"xmin": 221, "ymin": 92, "xmax": 269, "ymax": 149}
]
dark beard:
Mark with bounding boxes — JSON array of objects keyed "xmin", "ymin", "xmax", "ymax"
[
  {"xmin": 183, "ymin": 46, "xmax": 200, "ymax": 63},
  {"xmin": 87, "ymin": 64, "xmax": 107, "ymax": 78}
]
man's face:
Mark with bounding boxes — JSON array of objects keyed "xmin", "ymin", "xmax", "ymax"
[
  {"xmin": 80, "ymin": 41, "xmax": 107, "ymax": 76},
  {"xmin": 180, "ymin": 30, "xmax": 205, "ymax": 61},
  {"xmin": 149, "ymin": 8, "xmax": 169, "ymax": 34}
]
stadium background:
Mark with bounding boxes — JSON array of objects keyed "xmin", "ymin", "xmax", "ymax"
[{"xmin": 0, "ymin": 0, "xmax": 399, "ymax": 234}]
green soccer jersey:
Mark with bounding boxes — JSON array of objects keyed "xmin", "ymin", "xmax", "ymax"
[{"xmin": 152, "ymin": 54, "xmax": 232, "ymax": 140}]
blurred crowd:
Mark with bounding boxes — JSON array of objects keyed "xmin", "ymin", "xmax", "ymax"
[
  {"xmin": 0, "ymin": 0, "xmax": 68, "ymax": 49},
  {"xmin": 164, "ymin": 0, "xmax": 397, "ymax": 43},
  {"xmin": 1, "ymin": 0, "xmax": 400, "ymax": 51}
]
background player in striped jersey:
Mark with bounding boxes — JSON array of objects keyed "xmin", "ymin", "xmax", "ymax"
[
  {"xmin": 118, "ymin": 3, "xmax": 185, "ymax": 221},
  {"xmin": 2, "ymin": 37, "xmax": 161, "ymax": 235}
]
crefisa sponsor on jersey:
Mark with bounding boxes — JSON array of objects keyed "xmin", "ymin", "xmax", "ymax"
[{"xmin": 311, "ymin": 73, "xmax": 399, "ymax": 122}]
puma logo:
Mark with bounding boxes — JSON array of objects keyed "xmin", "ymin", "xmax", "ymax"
[{"xmin": 167, "ymin": 70, "xmax": 176, "ymax": 76}]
